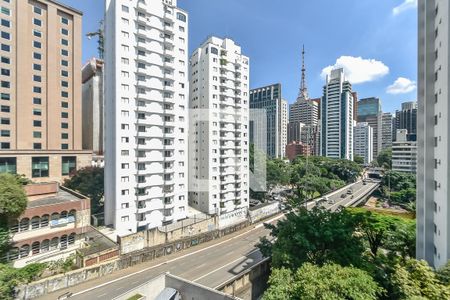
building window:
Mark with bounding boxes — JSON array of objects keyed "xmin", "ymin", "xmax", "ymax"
[
  {"xmin": 121, "ymin": 5, "xmax": 129, "ymax": 13},
  {"xmin": 0, "ymin": 117, "xmax": 9, "ymax": 124},
  {"xmin": 0, "ymin": 129, "xmax": 9, "ymax": 137},
  {"xmin": 0, "ymin": 105, "xmax": 9, "ymax": 112},
  {"xmin": 33, "ymin": 52, "xmax": 41, "ymax": 60},
  {"xmin": 33, "ymin": 131, "xmax": 41, "ymax": 138},
  {"xmin": 31, "ymin": 157, "xmax": 49, "ymax": 178},
  {"xmin": 61, "ymin": 81, "xmax": 68, "ymax": 87},
  {"xmin": 1, "ymin": 56, "xmax": 9, "ymax": 64},
  {"xmin": 61, "ymin": 49, "xmax": 68, "ymax": 56},
  {"xmin": 33, "ymin": 41, "xmax": 41, "ymax": 48},
  {"xmin": 61, "ymin": 112, "xmax": 68, "ymax": 118},
  {"xmin": 0, "ymin": 142, "xmax": 9, "ymax": 149},
  {"xmin": 33, "ymin": 86, "xmax": 41, "ymax": 93},
  {"xmin": 61, "ymin": 91, "xmax": 68, "ymax": 98},
  {"xmin": 61, "ymin": 39, "xmax": 68, "ymax": 46},
  {"xmin": 33, "ymin": 97, "xmax": 41, "ymax": 104},
  {"xmin": 33, "ymin": 143, "xmax": 41, "ymax": 150},
  {"xmin": 61, "ymin": 17, "xmax": 69, "ymax": 25},
  {"xmin": 1, "ymin": 19, "xmax": 10, "ymax": 27},
  {"xmin": 1, "ymin": 7, "xmax": 10, "ymax": 16},
  {"xmin": 33, "ymin": 30, "xmax": 42, "ymax": 38},
  {"xmin": 62, "ymin": 156, "xmax": 76, "ymax": 176},
  {"xmin": 33, "ymin": 6, "xmax": 42, "ymax": 15},
  {"xmin": 33, "ymin": 120, "xmax": 41, "ymax": 127},
  {"xmin": 33, "ymin": 75, "xmax": 41, "ymax": 82},
  {"xmin": 61, "ymin": 28, "xmax": 68, "ymax": 35},
  {"xmin": 61, "ymin": 133, "xmax": 68, "ymax": 139},
  {"xmin": 32, "ymin": 108, "xmax": 41, "ymax": 116},
  {"xmin": 1, "ymin": 80, "xmax": 9, "ymax": 88},
  {"xmin": 33, "ymin": 63, "xmax": 41, "ymax": 71},
  {"xmin": 1, "ymin": 31, "xmax": 10, "ymax": 40},
  {"xmin": 61, "ymin": 122, "xmax": 68, "ymax": 129},
  {"xmin": 176, "ymin": 12, "xmax": 186, "ymax": 22},
  {"xmin": 61, "ymin": 59, "xmax": 68, "ymax": 66},
  {"xmin": 61, "ymin": 70, "xmax": 68, "ymax": 77},
  {"xmin": 1, "ymin": 43, "xmax": 9, "ymax": 51},
  {"xmin": 1, "ymin": 93, "xmax": 9, "ymax": 100},
  {"xmin": 61, "ymin": 144, "xmax": 68, "ymax": 150},
  {"xmin": 61, "ymin": 102, "xmax": 68, "ymax": 108},
  {"xmin": 33, "ymin": 18, "xmax": 42, "ymax": 26},
  {"xmin": 1, "ymin": 68, "xmax": 9, "ymax": 76},
  {"xmin": 0, "ymin": 157, "xmax": 16, "ymax": 173}
]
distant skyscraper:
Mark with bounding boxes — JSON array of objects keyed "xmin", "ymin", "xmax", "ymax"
[
  {"xmin": 417, "ymin": 0, "xmax": 450, "ymax": 269},
  {"xmin": 82, "ymin": 58, "xmax": 104, "ymax": 155},
  {"xmin": 189, "ymin": 36, "xmax": 249, "ymax": 215},
  {"xmin": 392, "ymin": 129, "xmax": 417, "ymax": 174},
  {"xmin": 394, "ymin": 101, "xmax": 417, "ymax": 140},
  {"xmin": 104, "ymin": 0, "xmax": 189, "ymax": 233},
  {"xmin": 287, "ymin": 122, "xmax": 305, "ymax": 144},
  {"xmin": 354, "ymin": 122, "xmax": 373, "ymax": 165},
  {"xmin": 249, "ymin": 84, "xmax": 287, "ymax": 158},
  {"xmin": 320, "ymin": 68, "xmax": 354, "ymax": 160},
  {"xmin": 352, "ymin": 92, "xmax": 358, "ymax": 121},
  {"xmin": 357, "ymin": 97, "xmax": 382, "ymax": 158},
  {"xmin": 381, "ymin": 113, "xmax": 394, "ymax": 150}
]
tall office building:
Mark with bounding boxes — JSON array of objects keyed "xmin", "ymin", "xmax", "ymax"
[
  {"xmin": 287, "ymin": 121, "xmax": 305, "ymax": 144},
  {"xmin": 394, "ymin": 101, "xmax": 417, "ymax": 140},
  {"xmin": 189, "ymin": 37, "xmax": 250, "ymax": 215},
  {"xmin": 82, "ymin": 58, "xmax": 104, "ymax": 155},
  {"xmin": 320, "ymin": 68, "xmax": 354, "ymax": 160},
  {"xmin": 104, "ymin": 0, "xmax": 189, "ymax": 233},
  {"xmin": 0, "ymin": 0, "xmax": 91, "ymax": 182},
  {"xmin": 357, "ymin": 97, "xmax": 382, "ymax": 158},
  {"xmin": 353, "ymin": 122, "xmax": 373, "ymax": 165},
  {"xmin": 381, "ymin": 112, "xmax": 394, "ymax": 150},
  {"xmin": 392, "ymin": 129, "xmax": 417, "ymax": 174},
  {"xmin": 417, "ymin": 0, "xmax": 450, "ymax": 268},
  {"xmin": 249, "ymin": 84, "xmax": 287, "ymax": 158}
]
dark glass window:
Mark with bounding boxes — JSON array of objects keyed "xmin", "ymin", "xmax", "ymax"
[
  {"xmin": 62, "ymin": 156, "xmax": 76, "ymax": 175},
  {"xmin": 31, "ymin": 157, "xmax": 49, "ymax": 178},
  {"xmin": 0, "ymin": 157, "xmax": 16, "ymax": 174}
]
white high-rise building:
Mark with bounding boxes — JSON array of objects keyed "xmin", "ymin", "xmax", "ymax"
[
  {"xmin": 280, "ymin": 99, "xmax": 288, "ymax": 158},
  {"xmin": 354, "ymin": 122, "xmax": 373, "ymax": 165},
  {"xmin": 320, "ymin": 68, "xmax": 354, "ymax": 160},
  {"xmin": 392, "ymin": 129, "xmax": 417, "ymax": 174},
  {"xmin": 104, "ymin": 0, "xmax": 189, "ymax": 233},
  {"xmin": 417, "ymin": 0, "xmax": 450, "ymax": 268},
  {"xmin": 189, "ymin": 37, "xmax": 250, "ymax": 215}
]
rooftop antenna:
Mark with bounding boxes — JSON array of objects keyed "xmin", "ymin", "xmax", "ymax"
[
  {"xmin": 86, "ymin": 21, "xmax": 104, "ymax": 59},
  {"xmin": 297, "ymin": 45, "xmax": 309, "ymax": 101}
]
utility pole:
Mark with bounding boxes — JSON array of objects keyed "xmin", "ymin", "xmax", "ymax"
[{"xmin": 86, "ymin": 21, "xmax": 104, "ymax": 59}]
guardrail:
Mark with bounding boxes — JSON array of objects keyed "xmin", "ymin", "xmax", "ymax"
[{"xmin": 345, "ymin": 182, "xmax": 380, "ymax": 207}]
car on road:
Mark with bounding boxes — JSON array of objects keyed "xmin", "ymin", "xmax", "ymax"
[
  {"xmin": 346, "ymin": 189, "xmax": 353, "ymax": 195},
  {"xmin": 327, "ymin": 198, "xmax": 335, "ymax": 204},
  {"xmin": 341, "ymin": 193, "xmax": 346, "ymax": 198}
]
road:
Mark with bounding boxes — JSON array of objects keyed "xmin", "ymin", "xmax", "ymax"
[{"xmin": 38, "ymin": 180, "xmax": 379, "ymax": 300}]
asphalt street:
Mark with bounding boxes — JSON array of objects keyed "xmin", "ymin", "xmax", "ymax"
[{"xmin": 38, "ymin": 180, "xmax": 379, "ymax": 300}]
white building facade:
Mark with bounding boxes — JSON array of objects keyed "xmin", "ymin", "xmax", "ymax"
[
  {"xmin": 320, "ymin": 68, "xmax": 354, "ymax": 160},
  {"xmin": 392, "ymin": 129, "xmax": 417, "ymax": 174},
  {"xmin": 104, "ymin": 0, "xmax": 189, "ymax": 233},
  {"xmin": 417, "ymin": 0, "xmax": 450, "ymax": 268},
  {"xmin": 280, "ymin": 99, "xmax": 288, "ymax": 158},
  {"xmin": 189, "ymin": 37, "xmax": 250, "ymax": 216},
  {"xmin": 354, "ymin": 122, "xmax": 373, "ymax": 165}
]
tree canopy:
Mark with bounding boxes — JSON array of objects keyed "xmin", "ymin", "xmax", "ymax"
[
  {"xmin": 376, "ymin": 148, "xmax": 392, "ymax": 169},
  {"xmin": 63, "ymin": 166, "xmax": 104, "ymax": 214},
  {"xmin": 258, "ymin": 208, "xmax": 365, "ymax": 269},
  {"xmin": 0, "ymin": 173, "xmax": 28, "ymax": 217},
  {"xmin": 263, "ymin": 264, "xmax": 383, "ymax": 300}
]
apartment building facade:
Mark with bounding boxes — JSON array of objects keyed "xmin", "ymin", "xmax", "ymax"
[
  {"xmin": 354, "ymin": 122, "xmax": 373, "ymax": 165},
  {"xmin": 392, "ymin": 129, "xmax": 417, "ymax": 174},
  {"xmin": 0, "ymin": 0, "xmax": 91, "ymax": 182},
  {"xmin": 249, "ymin": 84, "xmax": 287, "ymax": 158},
  {"xmin": 188, "ymin": 37, "xmax": 250, "ymax": 216},
  {"xmin": 104, "ymin": 0, "xmax": 189, "ymax": 234},
  {"xmin": 357, "ymin": 97, "xmax": 382, "ymax": 158},
  {"xmin": 417, "ymin": 0, "xmax": 450, "ymax": 268},
  {"xmin": 320, "ymin": 68, "xmax": 354, "ymax": 160}
]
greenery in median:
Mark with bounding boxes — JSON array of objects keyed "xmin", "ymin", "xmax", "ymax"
[{"xmin": 380, "ymin": 171, "xmax": 416, "ymax": 211}]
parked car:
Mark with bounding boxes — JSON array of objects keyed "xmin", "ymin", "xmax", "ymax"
[{"xmin": 341, "ymin": 193, "xmax": 346, "ymax": 198}]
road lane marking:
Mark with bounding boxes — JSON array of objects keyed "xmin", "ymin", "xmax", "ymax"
[
  {"xmin": 192, "ymin": 248, "xmax": 259, "ymax": 282},
  {"xmin": 70, "ymin": 216, "xmax": 281, "ymax": 297}
]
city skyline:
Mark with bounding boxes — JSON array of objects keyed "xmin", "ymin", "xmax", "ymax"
[{"xmin": 59, "ymin": 0, "xmax": 417, "ymax": 114}]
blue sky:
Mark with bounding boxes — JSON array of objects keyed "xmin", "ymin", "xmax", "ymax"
[{"xmin": 61, "ymin": 0, "xmax": 417, "ymax": 113}]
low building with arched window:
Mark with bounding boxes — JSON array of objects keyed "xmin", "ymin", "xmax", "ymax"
[{"xmin": 3, "ymin": 182, "xmax": 91, "ymax": 267}]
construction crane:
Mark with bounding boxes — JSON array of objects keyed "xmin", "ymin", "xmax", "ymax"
[{"xmin": 86, "ymin": 21, "xmax": 104, "ymax": 59}]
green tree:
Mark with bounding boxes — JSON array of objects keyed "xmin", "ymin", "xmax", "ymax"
[
  {"xmin": 377, "ymin": 148, "xmax": 392, "ymax": 169},
  {"xmin": 0, "ymin": 173, "xmax": 28, "ymax": 259},
  {"xmin": 263, "ymin": 264, "xmax": 383, "ymax": 300},
  {"xmin": 436, "ymin": 261, "xmax": 450, "ymax": 285},
  {"xmin": 354, "ymin": 155, "xmax": 365, "ymax": 165},
  {"xmin": 63, "ymin": 166, "xmax": 104, "ymax": 214},
  {"xmin": 266, "ymin": 158, "xmax": 291, "ymax": 187},
  {"xmin": 390, "ymin": 259, "xmax": 450, "ymax": 299},
  {"xmin": 0, "ymin": 173, "xmax": 28, "ymax": 217},
  {"xmin": 258, "ymin": 208, "xmax": 365, "ymax": 269},
  {"xmin": 0, "ymin": 263, "xmax": 47, "ymax": 300}
]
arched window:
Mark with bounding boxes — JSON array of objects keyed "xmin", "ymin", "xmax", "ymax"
[
  {"xmin": 19, "ymin": 244, "xmax": 30, "ymax": 258},
  {"xmin": 41, "ymin": 239, "xmax": 50, "ymax": 253},
  {"xmin": 9, "ymin": 220, "xmax": 19, "ymax": 234},
  {"xmin": 68, "ymin": 233, "xmax": 76, "ymax": 245},
  {"xmin": 51, "ymin": 212, "xmax": 60, "ymax": 221},
  {"xmin": 68, "ymin": 209, "xmax": 76, "ymax": 218},
  {"xmin": 31, "ymin": 241, "xmax": 40, "ymax": 255},
  {"xmin": 31, "ymin": 216, "xmax": 40, "ymax": 229},
  {"xmin": 41, "ymin": 214, "xmax": 49, "ymax": 227},
  {"xmin": 50, "ymin": 237, "xmax": 59, "ymax": 250},
  {"xmin": 8, "ymin": 247, "xmax": 19, "ymax": 261},
  {"xmin": 60, "ymin": 235, "xmax": 68, "ymax": 250},
  {"xmin": 60, "ymin": 211, "xmax": 68, "ymax": 219},
  {"xmin": 19, "ymin": 218, "xmax": 30, "ymax": 232}
]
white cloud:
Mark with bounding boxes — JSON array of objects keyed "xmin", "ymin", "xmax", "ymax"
[
  {"xmin": 393, "ymin": 0, "xmax": 417, "ymax": 16},
  {"xmin": 386, "ymin": 77, "xmax": 416, "ymax": 94},
  {"xmin": 321, "ymin": 56, "xmax": 389, "ymax": 84}
]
